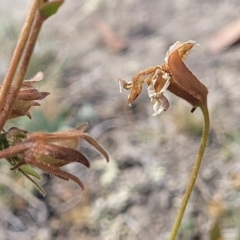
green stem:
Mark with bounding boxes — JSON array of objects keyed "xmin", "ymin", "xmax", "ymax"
[{"xmin": 168, "ymin": 103, "xmax": 210, "ymax": 240}]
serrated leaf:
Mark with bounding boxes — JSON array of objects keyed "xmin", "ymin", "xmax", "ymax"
[{"xmin": 39, "ymin": 1, "xmax": 64, "ymax": 19}]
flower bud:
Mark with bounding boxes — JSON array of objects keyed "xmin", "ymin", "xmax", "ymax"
[
  {"xmin": 0, "ymin": 124, "xmax": 109, "ymax": 194},
  {"xmin": 119, "ymin": 40, "xmax": 208, "ymax": 115},
  {"xmin": 7, "ymin": 72, "xmax": 50, "ymax": 119},
  {"xmin": 164, "ymin": 41, "xmax": 208, "ymax": 109}
]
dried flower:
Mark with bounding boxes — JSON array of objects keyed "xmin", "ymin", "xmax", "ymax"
[
  {"xmin": 0, "ymin": 124, "xmax": 109, "ymax": 195},
  {"xmin": 119, "ymin": 40, "xmax": 208, "ymax": 115},
  {"xmin": 6, "ymin": 72, "xmax": 50, "ymax": 119}
]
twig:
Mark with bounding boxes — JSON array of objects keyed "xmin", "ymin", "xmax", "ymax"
[{"xmin": 0, "ymin": 0, "xmax": 38, "ymax": 122}]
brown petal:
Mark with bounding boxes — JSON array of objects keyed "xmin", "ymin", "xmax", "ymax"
[
  {"xmin": 28, "ymin": 128, "xmax": 109, "ymax": 163},
  {"xmin": 9, "ymin": 109, "xmax": 31, "ymax": 119},
  {"xmin": 31, "ymin": 141, "xmax": 90, "ymax": 168},
  {"xmin": 24, "ymin": 154, "xmax": 85, "ymax": 193},
  {"xmin": 18, "ymin": 89, "xmax": 50, "ymax": 100},
  {"xmin": 167, "ymin": 50, "xmax": 208, "ymax": 107},
  {"xmin": 118, "ymin": 78, "xmax": 132, "ymax": 92},
  {"xmin": 79, "ymin": 133, "xmax": 109, "ymax": 162},
  {"xmin": 165, "ymin": 41, "xmax": 195, "ymax": 63},
  {"xmin": 176, "ymin": 42, "xmax": 195, "ymax": 60},
  {"xmin": 76, "ymin": 122, "xmax": 89, "ymax": 132},
  {"xmin": 127, "ymin": 75, "xmax": 143, "ymax": 105},
  {"xmin": 32, "ymin": 102, "xmax": 41, "ymax": 106}
]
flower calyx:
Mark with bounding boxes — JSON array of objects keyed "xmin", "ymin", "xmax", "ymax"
[
  {"xmin": 119, "ymin": 40, "xmax": 208, "ymax": 116},
  {"xmin": 6, "ymin": 72, "xmax": 50, "ymax": 120},
  {"xmin": 0, "ymin": 124, "xmax": 109, "ymax": 195}
]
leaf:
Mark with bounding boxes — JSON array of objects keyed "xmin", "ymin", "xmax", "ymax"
[
  {"xmin": 20, "ymin": 169, "xmax": 46, "ymax": 196},
  {"xmin": 19, "ymin": 164, "xmax": 42, "ymax": 180},
  {"xmin": 210, "ymin": 220, "xmax": 223, "ymax": 240},
  {"xmin": 39, "ymin": 1, "xmax": 64, "ymax": 19}
]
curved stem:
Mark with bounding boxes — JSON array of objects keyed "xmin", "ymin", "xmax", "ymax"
[{"xmin": 169, "ymin": 103, "xmax": 210, "ymax": 240}]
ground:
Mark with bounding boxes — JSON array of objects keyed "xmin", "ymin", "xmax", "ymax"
[{"xmin": 1, "ymin": 0, "xmax": 240, "ymax": 240}]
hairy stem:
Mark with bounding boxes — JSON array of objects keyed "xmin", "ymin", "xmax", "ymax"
[
  {"xmin": 0, "ymin": 0, "xmax": 38, "ymax": 119},
  {"xmin": 0, "ymin": 8, "xmax": 44, "ymax": 130},
  {"xmin": 169, "ymin": 103, "xmax": 210, "ymax": 240}
]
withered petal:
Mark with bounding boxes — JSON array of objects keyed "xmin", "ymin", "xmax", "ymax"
[
  {"xmin": 29, "ymin": 128, "xmax": 87, "ymax": 140},
  {"xmin": 152, "ymin": 94, "xmax": 170, "ymax": 116},
  {"xmin": 23, "ymin": 155, "xmax": 85, "ymax": 193},
  {"xmin": 32, "ymin": 102, "xmax": 41, "ymax": 106},
  {"xmin": 128, "ymin": 75, "xmax": 143, "ymax": 105},
  {"xmin": 24, "ymin": 72, "xmax": 44, "ymax": 84},
  {"xmin": 17, "ymin": 89, "xmax": 50, "ymax": 101},
  {"xmin": 26, "ymin": 112, "xmax": 32, "ymax": 119},
  {"xmin": 28, "ymin": 128, "xmax": 109, "ymax": 163},
  {"xmin": 167, "ymin": 50, "xmax": 208, "ymax": 107},
  {"xmin": 76, "ymin": 122, "xmax": 89, "ymax": 132},
  {"xmin": 9, "ymin": 109, "xmax": 30, "ymax": 119},
  {"xmin": 79, "ymin": 133, "xmax": 109, "ymax": 162},
  {"xmin": 118, "ymin": 78, "xmax": 132, "ymax": 92},
  {"xmin": 165, "ymin": 40, "xmax": 195, "ymax": 63},
  {"xmin": 31, "ymin": 141, "xmax": 90, "ymax": 168}
]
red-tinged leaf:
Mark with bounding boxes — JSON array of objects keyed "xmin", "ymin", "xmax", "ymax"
[{"xmin": 39, "ymin": 1, "xmax": 64, "ymax": 19}]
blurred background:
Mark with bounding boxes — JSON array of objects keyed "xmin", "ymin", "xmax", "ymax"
[{"xmin": 1, "ymin": 0, "xmax": 240, "ymax": 239}]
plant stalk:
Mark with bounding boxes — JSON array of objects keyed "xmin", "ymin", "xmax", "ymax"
[
  {"xmin": 0, "ymin": 0, "xmax": 38, "ymax": 117},
  {"xmin": 168, "ymin": 103, "xmax": 210, "ymax": 240},
  {"xmin": 0, "ymin": 7, "xmax": 44, "ymax": 130}
]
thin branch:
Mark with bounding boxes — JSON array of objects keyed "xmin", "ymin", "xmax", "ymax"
[
  {"xmin": 0, "ymin": 9, "xmax": 44, "ymax": 130},
  {"xmin": 0, "ymin": 0, "xmax": 38, "ymax": 117}
]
